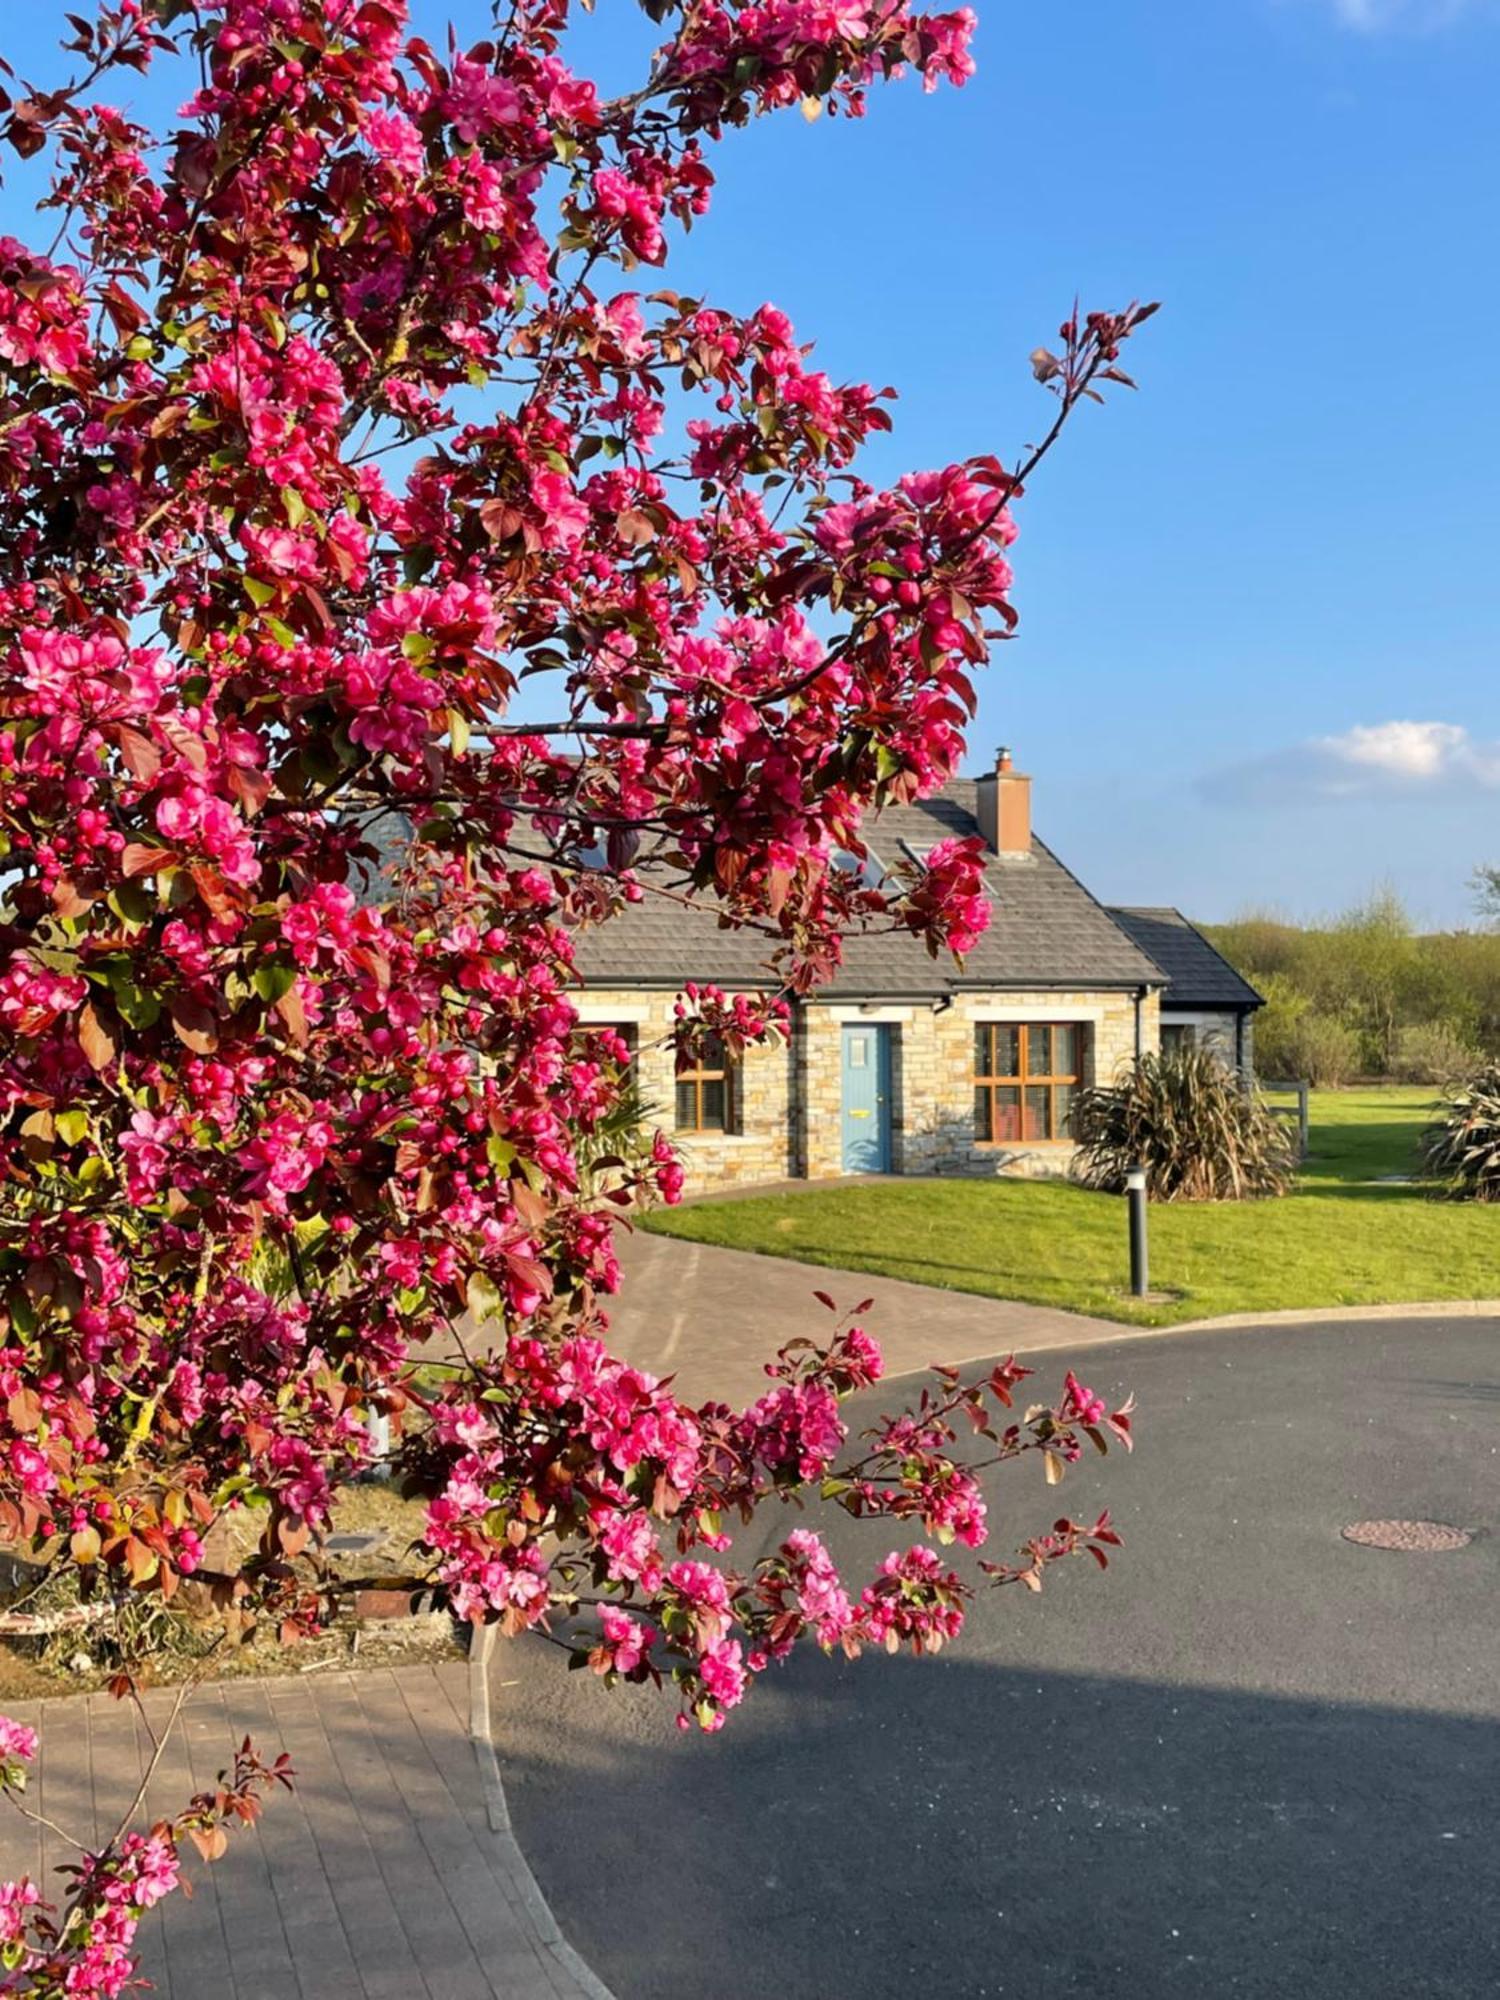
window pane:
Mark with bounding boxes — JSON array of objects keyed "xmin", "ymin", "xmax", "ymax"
[
  {"xmin": 675, "ymin": 1079, "xmax": 699, "ymax": 1130},
  {"xmin": 979, "ymin": 1024, "xmax": 1019, "ymax": 1078},
  {"xmin": 700, "ymin": 1031, "xmax": 727, "ymax": 1070},
  {"xmin": 974, "ymin": 1085, "xmax": 992, "ymax": 1142},
  {"xmin": 1024, "ymin": 1085, "xmax": 1049, "ymax": 1141},
  {"xmin": 1054, "ymin": 1081, "xmax": 1075, "ymax": 1138},
  {"xmin": 699, "ymin": 1076, "xmax": 727, "ymax": 1131},
  {"xmin": 994, "ymin": 1086, "xmax": 1022, "ymax": 1141},
  {"xmin": 1052, "ymin": 1024, "xmax": 1079, "ymax": 1078}
]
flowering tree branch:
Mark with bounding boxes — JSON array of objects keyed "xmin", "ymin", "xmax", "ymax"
[{"xmin": 0, "ymin": 0, "xmax": 1153, "ymax": 1984}]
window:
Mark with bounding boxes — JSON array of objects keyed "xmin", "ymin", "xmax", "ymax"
[
  {"xmin": 974, "ymin": 1023, "xmax": 1085, "ymax": 1143},
  {"xmin": 676, "ymin": 1032, "xmax": 735, "ymax": 1134},
  {"xmin": 832, "ymin": 846, "xmax": 888, "ymax": 889},
  {"xmin": 1160, "ymin": 1023, "xmax": 1196, "ymax": 1057}
]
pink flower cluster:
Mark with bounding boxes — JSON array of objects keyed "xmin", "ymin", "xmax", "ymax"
[{"xmin": 0, "ymin": 0, "xmax": 1149, "ymax": 1979}]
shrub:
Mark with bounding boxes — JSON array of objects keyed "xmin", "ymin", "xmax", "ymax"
[
  {"xmin": 1390, "ymin": 1020, "xmax": 1481, "ymax": 1087},
  {"xmin": 1073, "ymin": 1048, "xmax": 1296, "ymax": 1202},
  {"xmin": 1421, "ymin": 1063, "xmax": 1500, "ymax": 1201},
  {"xmin": 1252, "ymin": 979, "xmax": 1361, "ymax": 1087}
]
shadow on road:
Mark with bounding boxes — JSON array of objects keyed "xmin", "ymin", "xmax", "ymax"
[{"xmin": 502, "ymin": 1645, "xmax": 1500, "ymax": 2000}]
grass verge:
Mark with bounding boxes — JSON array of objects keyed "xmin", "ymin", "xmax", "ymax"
[{"xmin": 641, "ymin": 1087, "xmax": 1497, "ymax": 1328}]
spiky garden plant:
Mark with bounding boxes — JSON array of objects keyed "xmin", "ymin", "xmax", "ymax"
[
  {"xmin": 1420, "ymin": 1063, "xmax": 1500, "ymax": 1201},
  {"xmin": 1072, "ymin": 1047, "xmax": 1296, "ymax": 1203}
]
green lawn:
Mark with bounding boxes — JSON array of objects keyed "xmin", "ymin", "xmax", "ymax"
[{"xmin": 641, "ymin": 1087, "xmax": 1500, "ymax": 1327}]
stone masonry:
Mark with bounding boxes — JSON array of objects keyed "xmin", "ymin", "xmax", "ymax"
[
  {"xmin": 576, "ymin": 985, "xmax": 1161, "ymax": 1195},
  {"xmin": 574, "ymin": 989, "xmax": 794, "ymax": 1188}
]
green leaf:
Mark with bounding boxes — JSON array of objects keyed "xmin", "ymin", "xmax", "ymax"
[
  {"xmin": 466, "ymin": 1271, "xmax": 502, "ymax": 1322},
  {"xmin": 251, "ymin": 961, "xmax": 297, "ymax": 1004},
  {"xmin": 107, "ymin": 882, "xmax": 153, "ymax": 931},
  {"xmin": 110, "ymin": 977, "xmax": 162, "ymax": 1030},
  {"xmin": 55, "ymin": 1109, "xmax": 89, "ymax": 1146},
  {"xmin": 281, "ymin": 485, "xmax": 307, "ymax": 528},
  {"xmin": 243, "ymin": 575, "xmax": 278, "ymax": 608}
]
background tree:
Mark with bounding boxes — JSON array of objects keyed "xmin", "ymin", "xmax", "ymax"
[
  {"xmin": 0, "ymin": 1, "xmax": 1145, "ymax": 1982},
  {"xmin": 1470, "ymin": 863, "xmax": 1500, "ymax": 928},
  {"xmin": 1209, "ymin": 888, "xmax": 1500, "ymax": 1086}
]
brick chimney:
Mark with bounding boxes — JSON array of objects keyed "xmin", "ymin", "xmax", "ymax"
[{"xmin": 975, "ymin": 746, "xmax": 1032, "ymax": 857}]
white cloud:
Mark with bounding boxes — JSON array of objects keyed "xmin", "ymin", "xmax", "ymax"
[
  {"xmin": 1319, "ymin": 719, "xmax": 1469, "ymax": 779},
  {"xmin": 1204, "ymin": 721, "xmax": 1500, "ymax": 806}
]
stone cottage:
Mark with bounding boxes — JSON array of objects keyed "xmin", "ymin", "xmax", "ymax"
[{"xmin": 569, "ymin": 751, "xmax": 1263, "ymax": 1194}]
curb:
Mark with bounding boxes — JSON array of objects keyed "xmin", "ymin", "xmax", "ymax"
[
  {"xmin": 1032, "ymin": 1296, "xmax": 1500, "ymax": 1360},
  {"xmin": 874, "ymin": 1296, "xmax": 1500, "ymax": 1384},
  {"xmin": 1172, "ymin": 1298, "xmax": 1500, "ymax": 1333},
  {"xmin": 467, "ymin": 1626, "xmax": 618, "ymax": 2000}
]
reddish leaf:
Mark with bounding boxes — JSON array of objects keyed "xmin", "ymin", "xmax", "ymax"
[
  {"xmin": 169, "ymin": 995, "xmax": 219, "ymax": 1054},
  {"xmin": 50, "ymin": 876, "xmax": 93, "ymax": 918},
  {"xmin": 116, "ymin": 724, "xmax": 162, "ymax": 783},
  {"xmin": 616, "ymin": 508, "xmax": 656, "ymax": 546},
  {"xmin": 7, "ymin": 1388, "xmax": 43, "ymax": 1433},
  {"xmin": 120, "ymin": 843, "xmax": 172, "ymax": 878},
  {"xmin": 79, "ymin": 1003, "xmax": 118, "ymax": 1071},
  {"xmin": 275, "ymin": 982, "xmax": 308, "ymax": 1045}
]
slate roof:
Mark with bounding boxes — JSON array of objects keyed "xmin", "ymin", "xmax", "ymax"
[
  {"xmin": 568, "ymin": 780, "xmax": 1167, "ymax": 998},
  {"xmin": 1107, "ymin": 907, "xmax": 1263, "ymax": 1012}
]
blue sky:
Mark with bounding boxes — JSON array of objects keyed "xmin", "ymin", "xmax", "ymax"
[{"xmin": 4, "ymin": 0, "xmax": 1498, "ymax": 923}]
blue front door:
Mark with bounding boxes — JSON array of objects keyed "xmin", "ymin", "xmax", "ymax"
[{"xmin": 841, "ymin": 1025, "xmax": 891, "ymax": 1172}]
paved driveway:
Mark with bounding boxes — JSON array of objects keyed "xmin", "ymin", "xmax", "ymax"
[
  {"xmin": 497, "ymin": 1303, "xmax": 1500, "ymax": 1999},
  {"xmin": 604, "ymin": 1229, "xmax": 1126, "ymax": 1405},
  {"xmin": 0, "ymin": 1665, "xmax": 604, "ymax": 2000}
]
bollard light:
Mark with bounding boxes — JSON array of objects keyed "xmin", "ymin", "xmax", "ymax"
[{"xmin": 1125, "ymin": 1167, "xmax": 1149, "ymax": 1298}]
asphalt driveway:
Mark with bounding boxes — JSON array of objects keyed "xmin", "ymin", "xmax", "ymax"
[{"xmin": 496, "ymin": 1309, "xmax": 1500, "ymax": 1999}]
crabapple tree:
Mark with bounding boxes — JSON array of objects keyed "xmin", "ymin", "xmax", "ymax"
[{"xmin": 0, "ymin": 0, "xmax": 1146, "ymax": 1986}]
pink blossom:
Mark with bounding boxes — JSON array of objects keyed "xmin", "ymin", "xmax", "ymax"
[
  {"xmin": 0, "ymin": 1716, "xmax": 39, "ymax": 1767},
  {"xmin": 530, "ymin": 468, "xmax": 591, "ymax": 551},
  {"xmin": 364, "ymin": 108, "xmax": 425, "ymax": 176}
]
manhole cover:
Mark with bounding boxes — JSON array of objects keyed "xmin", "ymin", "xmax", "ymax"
[{"xmin": 1342, "ymin": 1519, "xmax": 1472, "ymax": 1552}]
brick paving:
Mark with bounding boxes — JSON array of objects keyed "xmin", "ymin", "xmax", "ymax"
[
  {"xmin": 0, "ymin": 1664, "xmax": 612, "ymax": 2000},
  {"xmin": 0, "ymin": 1239, "xmax": 1130, "ymax": 1999},
  {"xmin": 608, "ymin": 1227, "xmax": 1125, "ymax": 1404}
]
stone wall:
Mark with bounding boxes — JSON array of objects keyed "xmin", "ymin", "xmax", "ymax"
[
  {"xmin": 572, "ymin": 989, "xmax": 795, "ymax": 1190},
  {"xmin": 805, "ymin": 989, "xmax": 1158, "ymax": 1182},
  {"xmin": 575, "ymin": 985, "xmax": 1164, "ymax": 1194}
]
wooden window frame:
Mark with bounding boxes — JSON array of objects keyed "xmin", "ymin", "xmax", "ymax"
[
  {"xmin": 675, "ymin": 1033, "xmax": 736, "ymax": 1135},
  {"xmin": 973, "ymin": 1023, "xmax": 1086, "ymax": 1145}
]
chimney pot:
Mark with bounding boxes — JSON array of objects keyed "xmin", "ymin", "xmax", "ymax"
[{"xmin": 975, "ymin": 746, "xmax": 1031, "ymax": 856}]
